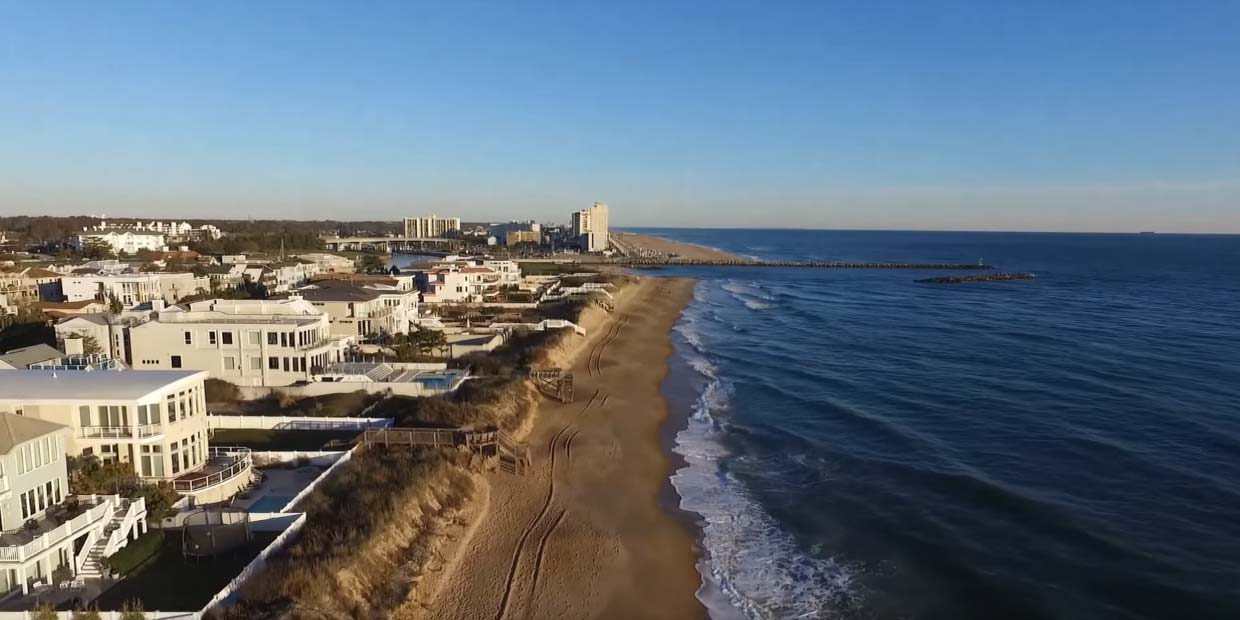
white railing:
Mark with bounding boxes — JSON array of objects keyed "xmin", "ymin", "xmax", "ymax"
[
  {"xmin": 171, "ymin": 448, "xmax": 252, "ymax": 493},
  {"xmin": 207, "ymin": 415, "xmax": 393, "ymax": 431},
  {"xmin": 0, "ymin": 495, "xmax": 116, "ymax": 563},
  {"xmin": 73, "ymin": 527, "xmax": 100, "ymax": 572},
  {"xmin": 79, "ymin": 426, "xmax": 136, "ymax": 439},
  {"xmin": 101, "ymin": 497, "xmax": 146, "ymax": 556},
  {"xmin": 79, "ymin": 425, "xmax": 166, "ymax": 439}
]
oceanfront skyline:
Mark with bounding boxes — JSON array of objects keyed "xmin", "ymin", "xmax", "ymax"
[{"xmin": 3, "ymin": 1, "xmax": 1239, "ymax": 232}]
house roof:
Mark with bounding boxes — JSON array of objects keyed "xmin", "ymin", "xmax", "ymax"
[
  {"xmin": 37, "ymin": 300, "xmax": 103, "ymax": 310},
  {"xmin": 0, "ymin": 370, "xmax": 206, "ymax": 401},
  {"xmin": 57, "ymin": 315, "xmax": 111, "ymax": 326},
  {"xmin": 275, "ymin": 285, "xmax": 382, "ymax": 303},
  {"xmin": 0, "ymin": 413, "xmax": 67, "ymax": 456},
  {"xmin": 0, "ymin": 344, "xmax": 63, "ymax": 369}
]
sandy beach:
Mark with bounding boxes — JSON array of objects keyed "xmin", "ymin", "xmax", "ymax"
[
  {"xmin": 397, "ymin": 276, "xmax": 704, "ymax": 620},
  {"xmin": 611, "ymin": 231, "xmax": 742, "ymax": 261}
]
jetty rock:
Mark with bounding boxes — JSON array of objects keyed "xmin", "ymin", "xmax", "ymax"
[{"xmin": 917, "ymin": 273, "xmax": 1036, "ymax": 284}]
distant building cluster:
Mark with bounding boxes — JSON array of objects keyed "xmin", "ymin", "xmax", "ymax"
[{"xmin": 72, "ymin": 220, "xmax": 225, "ymax": 256}]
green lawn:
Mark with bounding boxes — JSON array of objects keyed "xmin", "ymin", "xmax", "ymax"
[
  {"xmin": 105, "ymin": 531, "xmax": 165, "ymax": 576},
  {"xmin": 210, "ymin": 428, "xmax": 359, "ymax": 451},
  {"xmin": 94, "ymin": 531, "xmax": 278, "ymax": 610}
]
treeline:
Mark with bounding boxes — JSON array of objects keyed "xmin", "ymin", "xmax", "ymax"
[{"xmin": 0, "ymin": 216, "xmax": 401, "ymax": 249}]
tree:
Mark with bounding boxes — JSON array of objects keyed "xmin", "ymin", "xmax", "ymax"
[
  {"xmin": 355, "ymin": 253, "xmax": 386, "ymax": 274},
  {"xmin": 107, "ymin": 293, "xmax": 123, "ymax": 314},
  {"xmin": 80, "ymin": 334, "xmax": 104, "ymax": 356},
  {"xmin": 80, "ymin": 238, "xmax": 115, "ymax": 260}
]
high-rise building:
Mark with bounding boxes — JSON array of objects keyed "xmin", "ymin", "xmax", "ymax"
[
  {"xmin": 570, "ymin": 202, "xmax": 609, "ymax": 252},
  {"xmin": 403, "ymin": 215, "xmax": 462, "ymax": 238}
]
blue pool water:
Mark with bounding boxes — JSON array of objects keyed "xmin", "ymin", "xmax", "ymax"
[
  {"xmin": 247, "ymin": 495, "xmax": 294, "ymax": 513},
  {"xmin": 636, "ymin": 229, "xmax": 1240, "ymax": 620}
]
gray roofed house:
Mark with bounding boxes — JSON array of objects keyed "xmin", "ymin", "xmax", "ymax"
[
  {"xmin": 0, "ymin": 412, "xmax": 67, "ymax": 456},
  {"xmin": 0, "ymin": 344, "xmax": 63, "ymax": 370}
]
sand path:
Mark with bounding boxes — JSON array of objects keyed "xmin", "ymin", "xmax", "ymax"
[{"xmin": 410, "ymin": 277, "xmax": 704, "ymax": 620}]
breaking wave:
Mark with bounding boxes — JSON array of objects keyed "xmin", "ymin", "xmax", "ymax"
[{"xmin": 671, "ymin": 296, "xmax": 863, "ymax": 620}]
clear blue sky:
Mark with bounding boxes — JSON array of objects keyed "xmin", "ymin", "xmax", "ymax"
[{"xmin": 2, "ymin": 1, "xmax": 1238, "ymax": 232}]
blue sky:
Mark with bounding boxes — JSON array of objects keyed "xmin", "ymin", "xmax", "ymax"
[{"xmin": 2, "ymin": 1, "xmax": 1238, "ymax": 231}]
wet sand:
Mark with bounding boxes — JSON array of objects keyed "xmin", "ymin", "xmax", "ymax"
[{"xmin": 400, "ymin": 276, "xmax": 705, "ymax": 620}]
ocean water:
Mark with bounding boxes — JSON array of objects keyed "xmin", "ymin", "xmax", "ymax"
[{"xmin": 636, "ymin": 229, "xmax": 1240, "ymax": 620}]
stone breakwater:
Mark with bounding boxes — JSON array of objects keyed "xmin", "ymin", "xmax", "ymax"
[
  {"xmin": 608, "ymin": 258, "xmax": 995, "ymax": 270},
  {"xmin": 916, "ymin": 273, "xmax": 1036, "ymax": 284}
]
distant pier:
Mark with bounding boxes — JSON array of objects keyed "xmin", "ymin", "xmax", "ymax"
[
  {"xmin": 605, "ymin": 258, "xmax": 994, "ymax": 270},
  {"xmin": 917, "ymin": 273, "xmax": 1034, "ymax": 284}
]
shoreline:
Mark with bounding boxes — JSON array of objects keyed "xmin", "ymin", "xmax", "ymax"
[
  {"xmin": 412, "ymin": 276, "xmax": 706, "ymax": 620},
  {"xmin": 612, "ymin": 231, "xmax": 747, "ymax": 262}
]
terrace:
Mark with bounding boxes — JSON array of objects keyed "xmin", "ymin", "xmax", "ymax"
[{"xmin": 171, "ymin": 447, "xmax": 252, "ymax": 495}]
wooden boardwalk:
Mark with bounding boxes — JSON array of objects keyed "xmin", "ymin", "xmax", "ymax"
[{"xmin": 361, "ymin": 427, "xmax": 532, "ymax": 474}]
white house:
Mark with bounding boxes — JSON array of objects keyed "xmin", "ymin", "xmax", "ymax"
[
  {"xmin": 70, "ymin": 231, "xmax": 166, "ymax": 255},
  {"xmin": 0, "ymin": 412, "xmax": 148, "ymax": 596},
  {"xmin": 61, "ymin": 272, "xmax": 209, "ymax": 306},
  {"xmin": 275, "ymin": 281, "xmax": 418, "ymax": 341},
  {"xmin": 127, "ymin": 298, "xmax": 348, "ymax": 386}
]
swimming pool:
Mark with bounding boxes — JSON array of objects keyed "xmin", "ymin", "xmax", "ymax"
[{"xmin": 248, "ymin": 495, "xmax": 294, "ymax": 513}]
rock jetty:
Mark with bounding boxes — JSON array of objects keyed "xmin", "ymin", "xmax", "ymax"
[{"xmin": 916, "ymin": 273, "xmax": 1035, "ymax": 284}]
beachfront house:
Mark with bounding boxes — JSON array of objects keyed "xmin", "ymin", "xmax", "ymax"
[
  {"xmin": 127, "ymin": 297, "xmax": 348, "ymax": 386},
  {"xmin": 0, "ymin": 369, "xmax": 252, "ymax": 504},
  {"xmin": 0, "ymin": 413, "xmax": 148, "ymax": 597}
]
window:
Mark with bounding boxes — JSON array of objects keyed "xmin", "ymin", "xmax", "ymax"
[
  {"xmin": 222, "ymin": 331, "xmax": 233, "ymax": 345},
  {"xmin": 183, "ymin": 331, "xmax": 192, "ymax": 345},
  {"xmin": 149, "ymin": 402, "xmax": 161, "ymax": 424},
  {"xmin": 282, "ymin": 357, "xmax": 290, "ymax": 372},
  {"xmin": 267, "ymin": 332, "xmax": 278, "ymax": 345},
  {"xmin": 170, "ymin": 355, "xmax": 182, "ymax": 369},
  {"xmin": 224, "ymin": 356, "xmax": 236, "ymax": 370},
  {"xmin": 280, "ymin": 332, "xmax": 288, "ymax": 347},
  {"xmin": 247, "ymin": 330, "xmax": 261, "ymax": 346},
  {"xmin": 249, "ymin": 356, "xmax": 262, "ymax": 371},
  {"xmin": 208, "ymin": 331, "xmax": 217, "ymax": 345},
  {"xmin": 268, "ymin": 356, "xmax": 279, "ymax": 370},
  {"xmin": 79, "ymin": 405, "xmax": 91, "ymax": 427},
  {"xmin": 167, "ymin": 394, "xmax": 177, "ymax": 422},
  {"xmin": 138, "ymin": 404, "xmax": 148, "ymax": 425}
]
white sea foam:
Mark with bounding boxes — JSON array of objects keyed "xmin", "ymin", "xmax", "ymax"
[
  {"xmin": 671, "ymin": 307, "xmax": 863, "ymax": 620},
  {"xmin": 721, "ymin": 280, "xmax": 776, "ymax": 311}
]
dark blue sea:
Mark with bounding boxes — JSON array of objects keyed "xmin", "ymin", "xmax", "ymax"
[{"xmin": 628, "ymin": 229, "xmax": 1240, "ymax": 620}]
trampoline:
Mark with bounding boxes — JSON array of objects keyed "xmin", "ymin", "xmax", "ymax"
[{"xmin": 182, "ymin": 508, "xmax": 253, "ymax": 559}]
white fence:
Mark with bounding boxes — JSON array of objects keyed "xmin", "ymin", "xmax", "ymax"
[
  {"xmin": 0, "ymin": 613, "xmax": 198, "ymax": 619},
  {"xmin": 202, "ymin": 512, "xmax": 308, "ymax": 610},
  {"xmin": 207, "ymin": 415, "xmax": 393, "ymax": 431},
  {"xmin": 273, "ymin": 446, "xmax": 357, "ymax": 513}
]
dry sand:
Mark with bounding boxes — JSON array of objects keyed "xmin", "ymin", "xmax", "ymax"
[
  {"xmin": 612, "ymin": 232, "xmax": 742, "ymax": 261},
  {"xmin": 397, "ymin": 277, "xmax": 705, "ymax": 620}
]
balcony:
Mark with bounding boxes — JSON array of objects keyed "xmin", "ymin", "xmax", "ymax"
[
  {"xmin": 77, "ymin": 424, "xmax": 164, "ymax": 440},
  {"xmin": 171, "ymin": 447, "xmax": 252, "ymax": 494},
  {"xmin": 0, "ymin": 495, "xmax": 120, "ymax": 563}
]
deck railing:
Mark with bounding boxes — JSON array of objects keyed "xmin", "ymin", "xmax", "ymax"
[
  {"xmin": 171, "ymin": 447, "xmax": 252, "ymax": 493},
  {"xmin": 0, "ymin": 495, "xmax": 117, "ymax": 563}
]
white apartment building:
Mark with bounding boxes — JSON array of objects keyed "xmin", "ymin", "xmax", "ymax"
[
  {"xmin": 61, "ymin": 272, "xmax": 209, "ymax": 306},
  {"xmin": 278, "ymin": 282, "xmax": 418, "ymax": 340},
  {"xmin": 70, "ymin": 231, "xmax": 166, "ymax": 255},
  {"xmin": 0, "ymin": 413, "xmax": 147, "ymax": 596},
  {"xmin": 415, "ymin": 265, "xmax": 503, "ymax": 303},
  {"xmin": 403, "ymin": 215, "xmax": 462, "ymax": 238},
  {"xmin": 127, "ymin": 298, "xmax": 347, "ymax": 386},
  {"xmin": 571, "ymin": 202, "xmax": 610, "ymax": 253}
]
